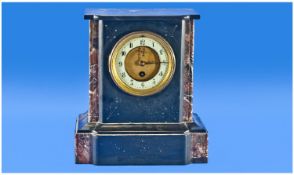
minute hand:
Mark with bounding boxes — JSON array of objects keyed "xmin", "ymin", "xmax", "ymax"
[{"xmin": 144, "ymin": 61, "xmax": 169, "ymax": 64}]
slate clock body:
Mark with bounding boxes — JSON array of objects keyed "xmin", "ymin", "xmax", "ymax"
[{"xmin": 75, "ymin": 9, "xmax": 208, "ymax": 165}]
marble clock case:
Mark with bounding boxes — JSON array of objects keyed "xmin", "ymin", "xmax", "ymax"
[{"xmin": 75, "ymin": 9, "xmax": 208, "ymax": 165}]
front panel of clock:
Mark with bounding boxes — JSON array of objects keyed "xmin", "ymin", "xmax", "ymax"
[{"xmin": 102, "ymin": 19, "xmax": 182, "ymax": 123}]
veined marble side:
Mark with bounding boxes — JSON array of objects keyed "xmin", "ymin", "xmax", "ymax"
[
  {"xmin": 89, "ymin": 20, "xmax": 99, "ymax": 122},
  {"xmin": 75, "ymin": 133, "xmax": 93, "ymax": 164},
  {"xmin": 182, "ymin": 19, "xmax": 194, "ymax": 122},
  {"xmin": 191, "ymin": 132, "xmax": 208, "ymax": 162}
]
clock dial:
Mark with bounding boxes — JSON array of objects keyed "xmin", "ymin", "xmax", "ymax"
[{"xmin": 109, "ymin": 31, "xmax": 175, "ymax": 96}]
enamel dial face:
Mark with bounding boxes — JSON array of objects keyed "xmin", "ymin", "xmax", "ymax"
[{"xmin": 109, "ymin": 31, "xmax": 176, "ymax": 96}]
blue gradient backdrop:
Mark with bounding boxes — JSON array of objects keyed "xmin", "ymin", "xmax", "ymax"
[{"xmin": 2, "ymin": 2, "xmax": 292, "ymax": 173}]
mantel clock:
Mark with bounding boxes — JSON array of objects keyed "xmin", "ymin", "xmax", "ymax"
[{"xmin": 75, "ymin": 9, "xmax": 208, "ymax": 165}]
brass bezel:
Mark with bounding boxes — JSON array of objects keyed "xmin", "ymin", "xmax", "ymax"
[{"xmin": 108, "ymin": 31, "xmax": 176, "ymax": 96}]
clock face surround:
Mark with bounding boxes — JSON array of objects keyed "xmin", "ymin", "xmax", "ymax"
[{"xmin": 109, "ymin": 31, "xmax": 176, "ymax": 96}]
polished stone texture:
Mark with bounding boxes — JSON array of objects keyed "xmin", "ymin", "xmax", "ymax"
[
  {"xmin": 182, "ymin": 19, "xmax": 194, "ymax": 122},
  {"xmin": 75, "ymin": 113, "xmax": 207, "ymax": 164},
  {"xmin": 191, "ymin": 132, "xmax": 208, "ymax": 163},
  {"xmin": 75, "ymin": 9, "xmax": 208, "ymax": 165},
  {"xmin": 89, "ymin": 20, "xmax": 99, "ymax": 122}
]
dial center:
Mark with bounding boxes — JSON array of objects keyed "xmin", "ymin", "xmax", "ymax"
[{"xmin": 125, "ymin": 46, "xmax": 160, "ymax": 81}]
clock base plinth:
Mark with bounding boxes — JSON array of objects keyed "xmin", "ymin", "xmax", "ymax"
[{"xmin": 75, "ymin": 113, "xmax": 208, "ymax": 165}]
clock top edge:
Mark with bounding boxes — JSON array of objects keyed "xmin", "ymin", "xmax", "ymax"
[{"xmin": 84, "ymin": 8, "xmax": 200, "ymax": 20}]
